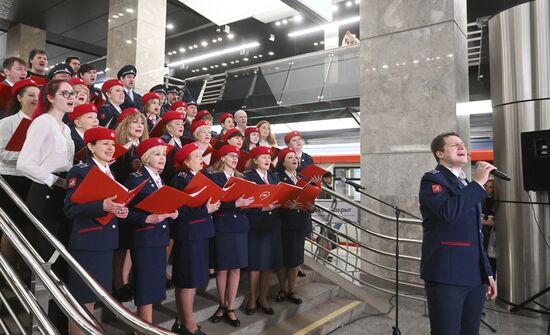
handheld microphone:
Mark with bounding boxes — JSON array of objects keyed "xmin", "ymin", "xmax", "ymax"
[
  {"xmin": 490, "ymin": 169, "xmax": 511, "ymax": 181},
  {"xmin": 338, "ymin": 177, "xmax": 365, "ymax": 190}
]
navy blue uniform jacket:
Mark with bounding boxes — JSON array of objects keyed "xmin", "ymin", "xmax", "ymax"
[
  {"xmin": 98, "ymin": 103, "xmax": 120, "ymax": 129},
  {"xmin": 170, "ymin": 171, "xmax": 215, "ymax": 241},
  {"xmin": 209, "ymin": 172, "xmax": 249, "ymax": 233},
  {"xmin": 110, "ymin": 144, "xmax": 138, "ymax": 184},
  {"xmin": 419, "ymin": 164, "xmax": 493, "ymax": 287},
  {"xmin": 296, "ymin": 152, "xmax": 314, "ymax": 172},
  {"xmin": 120, "ymin": 90, "xmax": 142, "ymax": 111},
  {"xmin": 70, "ymin": 126, "xmax": 85, "ymax": 155},
  {"xmin": 64, "ymin": 161, "xmax": 118, "ymax": 251},
  {"xmin": 242, "ymin": 170, "xmax": 281, "ymax": 230},
  {"xmin": 278, "ymin": 172, "xmax": 312, "ymax": 230},
  {"xmin": 160, "ymin": 133, "xmax": 181, "ymax": 182},
  {"xmin": 125, "ymin": 167, "xmax": 170, "ymax": 247}
]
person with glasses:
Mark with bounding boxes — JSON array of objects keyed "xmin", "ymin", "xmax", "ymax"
[
  {"xmin": 98, "ymin": 79, "xmax": 125, "ymax": 129},
  {"xmin": 16, "ymin": 79, "xmax": 76, "ymax": 334},
  {"xmin": 207, "ymin": 145, "xmax": 253, "ymax": 327}
]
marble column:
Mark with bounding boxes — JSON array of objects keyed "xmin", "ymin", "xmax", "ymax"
[
  {"xmin": 6, "ymin": 24, "xmax": 46, "ymax": 60},
  {"xmin": 106, "ymin": 0, "xmax": 166, "ymax": 94},
  {"xmin": 359, "ymin": 0, "xmax": 469, "ymax": 289}
]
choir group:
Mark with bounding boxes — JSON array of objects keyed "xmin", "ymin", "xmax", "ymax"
[{"xmin": 0, "ymin": 53, "xmax": 323, "ymax": 335}]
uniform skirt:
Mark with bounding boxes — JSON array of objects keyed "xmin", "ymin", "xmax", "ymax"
[
  {"xmin": 131, "ymin": 247, "xmax": 166, "ymax": 306},
  {"xmin": 213, "ymin": 232, "xmax": 248, "ymax": 270},
  {"xmin": 67, "ymin": 250, "xmax": 113, "ymax": 304},
  {"xmin": 248, "ymin": 229, "xmax": 283, "ymax": 271},
  {"xmin": 172, "ymin": 239, "xmax": 209, "ymax": 288},
  {"xmin": 281, "ymin": 228, "xmax": 306, "ymax": 268},
  {"xmin": 117, "ymin": 220, "xmax": 133, "ymax": 249}
]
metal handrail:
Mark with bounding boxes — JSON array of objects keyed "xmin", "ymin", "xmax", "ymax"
[
  {"xmin": 0, "ymin": 211, "xmax": 105, "ymax": 335},
  {"xmin": 320, "ymin": 186, "xmax": 423, "ymax": 224},
  {"xmin": 312, "ymin": 217, "xmax": 421, "ymax": 273},
  {"xmin": 0, "ymin": 177, "xmax": 178, "ymax": 335},
  {"xmin": 0, "ymin": 253, "xmax": 59, "ymax": 335},
  {"xmin": 316, "ymin": 203, "xmax": 422, "ymax": 244}
]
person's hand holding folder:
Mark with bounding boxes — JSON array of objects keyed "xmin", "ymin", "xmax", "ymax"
[{"xmin": 103, "ymin": 195, "xmax": 128, "ymax": 219}]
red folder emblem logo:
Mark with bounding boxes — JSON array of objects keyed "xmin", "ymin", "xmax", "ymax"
[
  {"xmin": 68, "ymin": 178, "xmax": 77, "ymax": 188},
  {"xmin": 431, "ymin": 184, "xmax": 442, "ymax": 193},
  {"xmin": 259, "ymin": 191, "xmax": 270, "ymax": 200}
]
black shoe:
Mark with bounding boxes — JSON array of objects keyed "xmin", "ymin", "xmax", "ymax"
[
  {"xmin": 244, "ymin": 301, "xmax": 257, "ymax": 315},
  {"xmin": 209, "ymin": 305, "xmax": 225, "ymax": 323},
  {"xmin": 171, "ymin": 320, "xmax": 183, "ymax": 333},
  {"xmin": 297, "ymin": 270, "xmax": 306, "ymax": 277},
  {"xmin": 286, "ymin": 292, "xmax": 303, "ymax": 304},
  {"xmin": 275, "ymin": 290, "xmax": 286, "ymax": 303},
  {"xmin": 224, "ymin": 309, "xmax": 241, "ymax": 327},
  {"xmin": 257, "ymin": 299, "xmax": 274, "ymax": 315},
  {"xmin": 208, "ymin": 270, "xmax": 216, "ymax": 279},
  {"xmin": 182, "ymin": 327, "xmax": 205, "ymax": 335},
  {"xmin": 113, "ymin": 284, "xmax": 133, "ymax": 302}
]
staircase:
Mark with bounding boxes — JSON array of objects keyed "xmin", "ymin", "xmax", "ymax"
[{"xmin": 96, "ymin": 256, "xmax": 378, "ymax": 335}]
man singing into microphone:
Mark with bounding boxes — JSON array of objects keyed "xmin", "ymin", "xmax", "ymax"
[{"xmin": 419, "ymin": 132, "xmax": 497, "ymax": 335}]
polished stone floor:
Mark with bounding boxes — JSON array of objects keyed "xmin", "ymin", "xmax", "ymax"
[{"xmin": 330, "ymin": 288, "xmax": 548, "ymax": 335}]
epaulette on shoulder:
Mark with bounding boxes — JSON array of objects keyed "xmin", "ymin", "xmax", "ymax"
[
  {"xmin": 426, "ymin": 170, "xmax": 440, "ymax": 175},
  {"xmin": 177, "ymin": 171, "xmax": 188, "ymax": 178},
  {"xmin": 130, "ymin": 171, "xmax": 143, "ymax": 177},
  {"xmin": 76, "ymin": 162, "xmax": 89, "ymax": 168}
]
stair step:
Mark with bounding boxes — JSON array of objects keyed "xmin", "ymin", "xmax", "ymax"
[
  {"xmin": 195, "ymin": 282, "xmax": 341, "ymax": 335},
  {"xmin": 257, "ymin": 298, "xmax": 364, "ymax": 335}
]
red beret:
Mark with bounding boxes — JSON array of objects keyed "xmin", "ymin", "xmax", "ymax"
[
  {"xmin": 69, "ymin": 103, "xmax": 98, "ymax": 122},
  {"xmin": 250, "ymin": 146, "xmax": 272, "ymax": 158},
  {"xmin": 277, "ymin": 147, "xmax": 295, "ymax": 162},
  {"xmin": 11, "ymin": 79, "xmax": 38, "ymax": 96},
  {"xmin": 218, "ymin": 113, "xmax": 233, "ymax": 124},
  {"xmin": 162, "ymin": 111, "xmax": 185, "ymax": 123},
  {"xmin": 217, "ymin": 145, "xmax": 240, "ymax": 158},
  {"xmin": 84, "ymin": 127, "xmax": 116, "ymax": 144},
  {"xmin": 101, "ymin": 79, "xmax": 123, "ymax": 93},
  {"xmin": 116, "ymin": 108, "xmax": 141, "ymax": 126},
  {"xmin": 194, "ymin": 109, "xmax": 211, "ymax": 121},
  {"xmin": 141, "ymin": 92, "xmax": 160, "ymax": 106},
  {"xmin": 174, "ymin": 142, "xmax": 199, "ymax": 163},
  {"xmin": 68, "ymin": 78, "xmax": 87, "ymax": 87},
  {"xmin": 170, "ymin": 101, "xmax": 187, "ymax": 111},
  {"xmin": 284, "ymin": 131, "xmax": 302, "ymax": 144},
  {"xmin": 221, "ymin": 128, "xmax": 243, "ymax": 143},
  {"xmin": 136, "ymin": 137, "xmax": 168, "ymax": 159},
  {"xmin": 245, "ymin": 127, "xmax": 259, "ymax": 137},
  {"xmin": 190, "ymin": 120, "xmax": 208, "ymax": 134}
]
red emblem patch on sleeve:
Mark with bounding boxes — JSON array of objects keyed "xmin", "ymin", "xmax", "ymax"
[
  {"xmin": 99, "ymin": 113, "xmax": 106, "ymax": 119},
  {"xmin": 68, "ymin": 178, "xmax": 76, "ymax": 188},
  {"xmin": 431, "ymin": 184, "xmax": 442, "ymax": 193}
]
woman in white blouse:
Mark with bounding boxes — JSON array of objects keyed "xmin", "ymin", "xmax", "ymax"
[
  {"xmin": 17, "ymin": 79, "xmax": 76, "ymax": 257},
  {"xmin": 256, "ymin": 120, "xmax": 278, "ymax": 147},
  {"xmin": 0, "ymin": 79, "xmax": 39, "ymax": 278}
]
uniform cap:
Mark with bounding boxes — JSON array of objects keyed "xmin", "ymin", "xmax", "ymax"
[
  {"xmin": 190, "ymin": 120, "xmax": 208, "ymax": 134},
  {"xmin": 84, "ymin": 126, "xmax": 116, "ymax": 144},
  {"xmin": 101, "ymin": 79, "xmax": 123, "ymax": 93},
  {"xmin": 117, "ymin": 65, "xmax": 137, "ymax": 78},
  {"xmin": 67, "ymin": 78, "xmax": 87, "ymax": 87},
  {"xmin": 47, "ymin": 64, "xmax": 74, "ymax": 80},
  {"xmin": 149, "ymin": 84, "xmax": 166, "ymax": 94},
  {"xmin": 218, "ymin": 113, "xmax": 233, "ymax": 124},
  {"xmin": 194, "ymin": 109, "xmax": 211, "ymax": 121},
  {"xmin": 250, "ymin": 146, "xmax": 272, "ymax": 158},
  {"xmin": 116, "ymin": 108, "xmax": 141, "ymax": 126},
  {"xmin": 170, "ymin": 101, "xmax": 187, "ymax": 111},
  {"xmin": 11, "ymin": 79, "xmax": 38, "ymax": 96},
  {"xmin": 221, "ymin": 128, "xmax": 243, "ymax": 143},
  {"xmin": 277, "ymin": 147, "xmax": 296, "ymax": 162},
  {"xmin": 136, "ymin": 137, "xmax": 168, "ymax": 159},
  {"xmin": 174, "ymin": 142, "xmax": 199, "ymax": 163},
  {"xmin": 217, "ymin": 145, "xmax": 240, "ymax": 158},
  {"xmin": 141, "ymin": 92, "xmax": 160, "ymax": 106},
  {"xmin": 245, "ymin": 127, "xmax": 259, "ymax": 137},
  {"xmin": 284, "ymin": 131, "xmax": 302, "ymax": 144},
  {"xmin": 69, "ymin": 103, "xmax": 98, "ymax": 123}
]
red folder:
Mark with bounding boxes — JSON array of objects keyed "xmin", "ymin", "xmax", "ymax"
[
  {"xmin": 276, "ymin": 182, "xmax": 304, "ymax": 208},
  {"xmin": 180, "ymin": 172, "xmax": 236, "ymax": 207},
  {"xmin": 223, "ymin": 177, "xmax": 282, "ymax": 208},
  {"xmin": 70, "ymin": 166, "xmax": 149, "ymax": 224},
  {"xmin": 295, "ymin": 183, "xmax": 322, "ymax": 212},
  {"xmin": 4, "ymin": 118, "xmax": 32, "ymax": 151},
  {"xmin": 134, "ymin": 185, "xmax": 205, "ymax": 214},
  {"xmin": 74, "ymin": 143, "xmax": 128, "ymax": 162},
  {"xmin": 148, "ymin": 122, "xmax": 165, "ymax": 137},
  {"xmin": 236, "ymin": 150, "xmax": 251, "ymax": 172},
  {"xmin": 299, "ymin": 164, "xmax": 328, "ymax": 182},
  {"xmin": 210, "ymin": 138, "xmax": 224, "ymax": 150}
]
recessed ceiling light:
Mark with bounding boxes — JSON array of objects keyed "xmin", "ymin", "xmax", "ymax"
[
  {"xmin": 320, "ymin": 41, "xmax": 324, "ymax": 44},
  {"xmin": 210, "ymin": 66, "xmax": 214, "ymax": 68},
  {"xmin": 230, "ymin": 61, "xmax": 235, "ymax": 64},
  {"xmin": 222, "ymin": 62, "xmax": 227, "ymax": 66},
  {"xmin": 235, "ymin": 60, "xmax": 239, "ymax": 63},
  {"xmin": 332, "ymin": 5, "xmax": 338, "ymax": 12},
  {"xmin": 167, "ymin": 23, "xmax": 174, "ymax": 29},
  {"xmin": 126, "ymin": 40, "xmax": 132, "ymax": 44},
  {"xmin": 243, "ymin": 57, "xmax": 249, "ymax": 61},
  {"xmin": 227, "ymin": 33, "xmax": 234, "ymax": 39},
  {"xmin": 188, "ymin": 46, "xmax": 193, "ymax": 49},
  {"xmin": 275, "ymin": 21, "xmax": 281, "ymax": 26},
  {"xmin": 355, "ymin": 0, "xmax": 360, "ymax": 3},
  {"xmin": 125, "ymin": 8, "xmax": 134, "ymax": 13},
  {"xmin": 253, "ymin": 55, "xmax": 257, "ymax": 59},
  {"xmin": 282, "ymin": 19, "xmax": 288, "ymax": 24},
  {"xmin": 258, "ymin": 54, "xmax": 263, "ymax": 57},
  {"xmin": 212, "ymin": 39, "xmax": 217, "ymax": 43},
  {"xmin": 346, "ymin": 1, "xmax": 352, "ymax": 7},
  {"xmin": 194, "ymin": 44, "xmax": 198, "ymax": 48},
  {"xmin": 268, "ymin": 51, "xmax": 274, "ymax": 56},
  {"xmin": 112, "ymin": 14, "xmax": 119, "ymax": 18},
  {"xmin": 217, "ymin": 37, "xmax": 222, "ymax": 41},
  {"xmin": 314, "ymin": 42, "xmax": 318, "ymax": 46},
  {"xmin": 118, "ymin": 13, "xmax": 124, "ymax": 16},
  {"xmin": 179, "ymin": 47, "xmax": 186, "ymax": 52},
  {"xmin": 294, "ymin": 15, "xmax": 303, "ymax": 22},
  {"xmin": 202, "ymin": 67, "xmax": 207, "ymax": 70},
  {"xmin": 214, "ymin": 65, "xmax": 219, "ymax": 68},
  {"xmin": 201, "ymin": 41, "xmax": 208, "ymax": 47}
]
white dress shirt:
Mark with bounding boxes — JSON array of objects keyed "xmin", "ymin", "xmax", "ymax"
[
  {"xmin": 0, "ymin": 111, "xmax": 32, "ymax": 176},
  {"xmin": 145, "ymin": 165, "xmax": 163, "ymax": 188},
  {"xmin": 284, "ymin": 170, "xmax": 298, "ymax": 184},
  {"xmin": 92, "ymin": 158, "xmax": 114, "ymax": 180},
  {"xmin": 256, "ymin": 169, "xmax": 269, "ymax": 184},
  {"xmin": 259, "ymin": 139, "xmax": 272, "ymax": 148},
  {"xmin": 17, "ymin": 113, "xmax": 75, "ymax": 186}
]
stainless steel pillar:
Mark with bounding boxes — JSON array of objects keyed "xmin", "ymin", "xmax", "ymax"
[{"xmin": 489, "ymin": 0, "xmax": 550, "ymax": 310}]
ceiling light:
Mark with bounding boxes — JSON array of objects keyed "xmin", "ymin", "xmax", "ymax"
[
  {"xmin": 355, "ymin": 0, "xmax": 360, "ymax": 4},
  {"xmin": 346, "ymin": 1, "xmax": 352, "ymax": 7},
  {"xmin": 126, "ymin": 40, "xmax": 132, "ymax": 44},
  {"xmin": 268, "ymin": 51, "xmax": 274, "ymax": 56},
  {"xmin": 253, "ymin": 55, "xmax": 258, "ymax": 59},
  {"xmin": 112, "ymin": 15, "xmax": 119, "ymax": 18},
  {"xmin": 179, "ymin": 47, "xmax": 186, "ymax": 52},
  {"xmin": 275, "ymin": 21, "xmax": 281, "ymax": 26},
  {"xmin": 222, "ymin": 62, "xmax": 227, "ymax": 66},
  {"xmin": 457, "ymin": 100, "xmax": 492, "ymax": 115},
  {"xmin": 320, "ymin": 41, "xmax": 324, "ymax": 44},
  {"xmin": 243, "ymin": 57, "xmax": 249, "ymax": 61},
  {"xmin": 282, "ymin": 19, "xmax": 288, "ymax": 24},
  {"xmin": 314, "ymin": 42, "xmax": 318, "ymax": 46},
  {"xmin": 235, "ymin": 60, "xmax": 239, "ymax": 63},
  {"xmin": 212, "ymin": 39, "xmax": 217, "ymax": 43},
  {"xmin": 230, "ymin": 61, "xmax": 235, "ymax": 64},
  {"xmin": 201, "ymin": 41, "xmax": 208, "ymax": 47},
  {"xmin": 168, "ymin": 41, "xmax": 261, "ymax": 67},
  {"xmin": 332, "ymin": 5, "xmax": 338, "ymax": 12},
  {"xmin": 188, "ymin": 46, "xmax": 193, "ymax": 49},
  {"xmin": 227, "ymin": 33, "xmax": 234, "ymax": 39},
  {"xmin": 167, "ymin": 23, "xmax": 174, "ymax": 29},
  {"xmin": 288, "ymin": 16, "xmax": 360, "ymax": 37},
  {"xmin": 214, "ymin": 65, "xmax": 219, "ymax": 67},
  {"xmin": 126, "ymin": 8, "xmax": 134, "ymax": 13},
  {"xmin": 210, "ymin": 66, "xmax": 214, "ymax": 68},
  {"xmin": 217, "ymin": 37, "xmax": 222, "ymax": 41},
  {"xmin": 258, "ymin": 54, "xmax": 263, "ymax": 57},
  {"xmin": 202, "ymin": 67, "xmax": 208, "ymax": 70},
  {"xmin": 118, "ymin": 13, "xmax": 124, "ymax": 16},
  {"xmin": 194, "ymin": 44, "xmax": 198, "ymax": 48},
  {"xmin": 294, "ymin": 15, "xmax": 303, "ymax": 22}
]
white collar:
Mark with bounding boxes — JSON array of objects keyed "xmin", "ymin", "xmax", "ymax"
[
  {"xmin": 92, "ymin": 158, "xmax": 111, "ymax": 175},
  {"xmin": 5, "ymin": 79, "xmax": 14, "ymax": 87},
  {"xmin": 284, "ymin": 170, "xmax": 297, "ymax": 180},
  {"xmin": 17, "ymin": 110, "xmax": 32, "ymax": 120},
  {"xmin": 75, "ymin": 128, "xmax": 85, "ymax": 139},
  {"xmin": 144, "ymin": 165, "xmax": 161, "ymax": 180},
  {"xmin": 256, "ymin": 169, "xmax": 268, "ymax": 180},
  {"xmin": 441, "ymin": 164, "xmax": 465, "ymax": 180},
  {"xmin": 124, "ymin": 87, "xmax": 133, "ymax": 94},
  {"xmin": 223, "ymin": 169, "xmax": 233, "ymax": 180}
]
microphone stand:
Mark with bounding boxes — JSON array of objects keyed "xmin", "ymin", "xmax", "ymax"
[{"xmin": 346, "ymin": 183, "xmax": 421, "ymax": 335}]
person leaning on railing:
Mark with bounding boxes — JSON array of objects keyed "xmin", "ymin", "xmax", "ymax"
[{"xmin": 63, "ymin": 127, "xmax": 128, "ymax": 335}]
